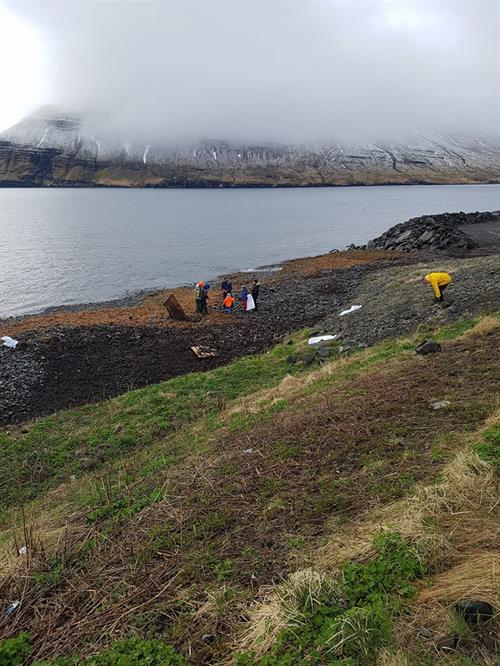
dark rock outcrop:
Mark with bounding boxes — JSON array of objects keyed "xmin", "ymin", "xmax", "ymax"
[{"xmin": 358, "ymin": 211, "xmax": 500, "ymax": 252}]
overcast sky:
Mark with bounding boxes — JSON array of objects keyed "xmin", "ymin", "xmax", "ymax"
[{"xmin": 2, "ymin": 0, "xmax": 499, "ymax": 142}]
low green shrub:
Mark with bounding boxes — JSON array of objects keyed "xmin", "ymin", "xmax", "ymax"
[
  {"xmin": 33, "ymin": 638, "xmax": 186, "ymax": 665},
  {"xmin": 0, "ymin": 633, "xmax": 31, "ymax": 666},
  {"xmin": 341, "ymin": 531, "xmax": 425, "ymax": 606},
  {"xmin": 238, "ymin": 532, "xmax": 425, "ymax": 665}
]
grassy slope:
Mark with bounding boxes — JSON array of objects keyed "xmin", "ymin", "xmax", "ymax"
[
  {"xmin": 0, "ymin": 316, "xmax": 498, "ymax": 665},
  {"xmin": 0, "ymin": 330, "xmax": 315, "ymax": 515}
]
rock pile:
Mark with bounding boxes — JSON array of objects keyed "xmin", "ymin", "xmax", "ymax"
[{"xmin": 357, "ymin": 210, "xmax": 500, "ymax": 253}]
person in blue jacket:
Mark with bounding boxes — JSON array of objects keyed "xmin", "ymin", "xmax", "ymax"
[{"xmin": 239, "ymin": 285, "xmax": 248, "ymax": 311}]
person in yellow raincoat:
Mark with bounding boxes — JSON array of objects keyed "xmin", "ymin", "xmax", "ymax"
[{"xmin": 422, "ymin": 272, "xmax": 452, "ymax": 303}]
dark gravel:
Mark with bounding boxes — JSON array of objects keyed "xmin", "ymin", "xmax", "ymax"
[
  {"xmin": 0, "ymin": 254, "xmax": 498, "ymax": 426},
  {"xmin": 0, "ymin": 263, "xmax": 380, "ymax": 425},
  {"xmin": 316, "ymin": 254, "xmax": 500, "ymax": 346}
]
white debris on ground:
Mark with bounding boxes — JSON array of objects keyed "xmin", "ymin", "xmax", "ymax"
[
  {"xmin": 430, "ymin": 400, "xmax": 451, "ymax": 410},
  {"xmin": 1, "ymin": 336, "xmax": 19, "ymax": 348},
  {"xmin": 339, "ymin": 305, "xmax": 362, "ymax": 316},
  {"xmin": 308, "ymin": 334, "xmax": 337, "ymax": 345}
]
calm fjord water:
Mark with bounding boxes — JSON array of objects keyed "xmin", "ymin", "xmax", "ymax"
[{"xmin": 0, "ymin": 184, "xmax": 498, "ymax": 318}]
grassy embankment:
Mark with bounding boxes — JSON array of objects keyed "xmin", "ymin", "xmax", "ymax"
[{"xmin": 0, "ymin": 315, "xmax": 498, "ymax": 665}]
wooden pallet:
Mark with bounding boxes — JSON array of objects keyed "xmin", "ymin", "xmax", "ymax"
[
  {"xmin": 164, "ymin": 294, "xmax": 188, "ymax": 321},
  {"xmin": 190, "ymin": 345, "xmax": 218, "ymax": 359}
]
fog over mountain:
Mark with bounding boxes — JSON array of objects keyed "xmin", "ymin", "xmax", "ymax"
[{"xmin": 5, "ymin": 0, "xmax": 499, "ymax": 144}]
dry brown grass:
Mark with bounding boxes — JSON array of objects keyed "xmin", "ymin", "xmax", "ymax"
[
  {"xmin": 224, "ymin": 352, "xmax": 356, "ymax": 418},
  {"xmin": 376, "ymin": 651, "xmax": 410, "ymax": 666},
  {"xmin": 236, "ymin": 569, "xmax": 341, "ymax": 658},
  {"xmin": 417, "ymin": 554, "xmax": 499, "ymax": 608},
  {"xmin": 463, "ymin": 315, "xmax": 500, "ymax": 338},
  {"xmin": 1, "ymin": 321, "xmax": 497, "ymax": 663},
  {"xmin": 233, "ymin": 413, "xmax": 499, "ymax": 661}
]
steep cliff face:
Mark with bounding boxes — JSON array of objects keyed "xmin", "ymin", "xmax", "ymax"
[{"xmin": 1, "ymin": 107, "xmax": 499, "ymax": 187}]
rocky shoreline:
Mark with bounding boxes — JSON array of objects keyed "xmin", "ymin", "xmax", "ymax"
[
  {"xmin": 356, "ymin": 210, "xmax": 500, "ymax": 252},
  {"xmin": 0, "ymin": 213, "xmax": 498, "ymax": 426}
]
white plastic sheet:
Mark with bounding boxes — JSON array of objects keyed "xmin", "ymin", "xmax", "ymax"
[
  {"xmin": 246, "ymin": 293, "xmax": 256, "ymax": 311},
  {"xmin": 308, "ymin": 334, "xmax": 337, "ymax": 346},
  {"xmin": 339, "ymin": 305, "xmax": 362, "ymax": 316},
  {"xmin": 1, "ymin": 336, "xmax": 18, "ymax": 349}
]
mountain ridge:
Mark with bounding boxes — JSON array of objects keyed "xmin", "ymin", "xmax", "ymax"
[{"xmin": 1, "ymin": 107, "xmax": 499, "ymax": 187}]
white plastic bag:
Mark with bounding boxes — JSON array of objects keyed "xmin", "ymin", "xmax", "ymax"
[
  {"xmin": 339, "ymin": 305, "xmax": 362, "ymax": 316},
  {"xmin": 1, "ymin": 336, "xmax": 18, "ymax": 349},
  {"xmin": 246, "ymin": 293, "xmax": 256, "ymax": 311},
  {"xmin": 308, "ymin": 334, "xmax": 337, "ymax": 345}
]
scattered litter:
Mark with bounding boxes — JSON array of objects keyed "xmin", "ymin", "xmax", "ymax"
[
  {"xmin": 339, "ymin": 305, "xmax": 362, "ymax": 316},
  {"xmin": 455, "ymin": 599, "xmax": 495, "ymax": 624},
  {"xmin": 6, "ymin": 600, "xmax": 20, "ymax": 617},
  {"xmin": 246, "ymin": 293, "xmax": 256, "ymax": 311},
  {"xmin": 190, "ymin": 345, "xmax": 218, "ymax": 359},
  {"xmin": 308, "ymin": 334, "xmax": 337, "ymax": 346},
  {"xmin": 243, "ymin": 448, "xmax": 253, "ymax": 454},
  {"xmin": 18, "ymin": 546, "xmax": 27, "ymax": 556},
  {"xmin": 430, "ymin": 400, "xmax": 451, "ymax": 410},
  {"xmin": 436, "ymin": 634, "xmax": 459, "ymax": 651},
  {"xmin": 1, "ymin": 336, "xmax": 19, "ymax": 349},
  {"xmin": 418, "ymin": 627, "xmax": 433, "ymax": 639}
]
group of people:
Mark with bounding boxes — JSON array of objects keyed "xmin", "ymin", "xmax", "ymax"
[
  {"xmin": 194, "ymin": 270, "xmax": 449, "ymax": 318},
  {"xmin": 194, "ymin": 277, "xmax": 260, "ymax": 315}
]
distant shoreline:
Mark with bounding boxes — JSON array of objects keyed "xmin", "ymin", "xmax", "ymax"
[{"xmin": 1, "ymin": 179, "xmax": 500, "ymax": 190}]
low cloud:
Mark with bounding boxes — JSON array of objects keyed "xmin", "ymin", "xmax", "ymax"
[{"xmin": 7, "ymin": 0, "xmax": 500, "ymax": 143}]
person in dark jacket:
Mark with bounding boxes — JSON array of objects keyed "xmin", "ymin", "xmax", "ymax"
[
  {"xmin": 251, "ymin": 279, "xmax": 260, "ymax": 311},
  {"xmin": 221, "ymin": 277, "xmax": 232, "ymax": 299},
  {"xmin": 200, "ymin": 284, "xmax": 209, "ymax": 314}
]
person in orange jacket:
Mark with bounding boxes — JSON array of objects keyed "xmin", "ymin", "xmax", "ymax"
[
  {"xmin": 422, "ymin": 272, "xmax": 452, "ymax": 303},
  {"xmin": 223, "ymin": 293, "xmax": 235, "ymax": 313}
]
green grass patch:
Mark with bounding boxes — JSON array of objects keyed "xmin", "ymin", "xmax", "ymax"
[
  {"xmin": 473, "ymin": 422, "xmax": 500, "ymax": 475},
  {"xmin": 0, "ymin": 632, "xmax": 31, "ymax": 666},
  {"xmin": 0, "ymin": 315, "xmax": 491, "ymax": 519},
  {"xmin": 238, "ymin": 532, "xmax": 425, "ymax": 665},
  {"xmin": 0, "ymin": 636, "xmax": 188, "ymax": 665},
  {"xmin": 0, "ymin": 331, "xmax": 309, "ymax": 512}
]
